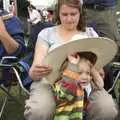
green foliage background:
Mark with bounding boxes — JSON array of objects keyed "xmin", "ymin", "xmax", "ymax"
[{"xmin": 117, "ymin": 0, "xmax": 120, "ymax": 10}]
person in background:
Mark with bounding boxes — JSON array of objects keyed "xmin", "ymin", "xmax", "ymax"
[
  {"xmin": 27, "ymin": 4, "xmax": 42, "ymax": 44},
  {"xmin": 0, "ymin": 0, "xmax": 26, "ymax": 85},
  {"xmin": 9, "ymin": 1, "xmax": 16, "ymax": 16},
  {"xmin": 37, "ymin": 9, "xmax": 44, "ymax": 22},
  {"xmin": 83, "ymin": 0, "xmax": 120, "ymax": 102},
  {"xmin": 27, "ymin": 3, "xmax": 54, "ymax": 53},
  {"xmin": 47, "ymin": 8, "xmax": 54, "ymax": 23},
  {"xmin": 0, "ymin": 0, "xmax": 26, "ymax": 60},
  {"xmin": 14, "ymin": 21, "xmax": 54, "ymax": 88},
  {"xmin": 83, "ymin": 0, "xmax": 120, "ymax": 45},
  {"xmin": 27, "ymin": 5, "xmax": 42, "ymax": 26},
  {"xmin": 24, "ymin": 0, "xmax": 118, "ymax": 120},
  {"xmin": 7, "ymin": 1, "xmax": 53, "ymax": 89}
]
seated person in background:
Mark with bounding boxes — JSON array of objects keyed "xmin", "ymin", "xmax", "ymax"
[
  {"xmin": 53, "ymin": 52, "xmax": 118, "ymax": 120},
  {"xmin": 6, "ymin": 1, "xmax": 54, "ymax": 89},
  {"xmin": 47, "ymin": 8, "xmax": 54, "ymax": 23},
  {"xmin": 14, "ymin": 21, "xmax": 54, "ymax": 88},
  {"xmin": 83, "ymin": 0, "xmax": 120, "ymax": 102},
  {"xmin": 27, "ymin": 5, "xmax": 41, "ymax": 26},
  {"xmin": 0, "ymin": 0, "xmax": 26, "ymax": 59},
  {"xmin": 0, "ymin": 0, "xmax": 26, "ymax": 86},
  {"xmin": 83, "ymin": 0, "xmax": 120, "ymax": 46}
]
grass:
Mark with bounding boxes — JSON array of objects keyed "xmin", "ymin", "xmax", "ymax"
[
  {"xmin": 0, "ymin": 82, "xmax": 119, "ymax": 120},
  {"xmin": 0, "ymin": 85, "xmax": 26, "ymax": 120}
]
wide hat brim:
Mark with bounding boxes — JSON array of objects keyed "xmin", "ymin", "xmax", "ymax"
[{"xmin": 44, "ymin": 37, "xmax": 118, "ymax": 85}]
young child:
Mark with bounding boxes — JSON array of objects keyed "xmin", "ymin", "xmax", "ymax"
[{"xmin": 53, "ymin": 52, "xmax": 117, "ymax": 120}]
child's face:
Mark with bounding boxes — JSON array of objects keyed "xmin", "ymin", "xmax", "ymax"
[{"xmin": 76, "ymin": 60, "xmax": 91, "ymax": 88}]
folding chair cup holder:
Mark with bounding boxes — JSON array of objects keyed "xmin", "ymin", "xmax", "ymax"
[{"xmin": 0, "ymin": 56, "xmax": 30, "ymax": 119}]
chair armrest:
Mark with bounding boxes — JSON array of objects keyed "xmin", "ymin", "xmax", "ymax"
[
  {"xmin": 111, "ymin": 62, "xmax": 120, "ymax": 70},
  {"xmin": 0, "ymin": 56, "xmax": 18, "ymax": 64}
]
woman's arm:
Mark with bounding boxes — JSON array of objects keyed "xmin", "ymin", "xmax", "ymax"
[{"xmin": 29, "ymin": 40, "xmax": 52, "ymax": 81}]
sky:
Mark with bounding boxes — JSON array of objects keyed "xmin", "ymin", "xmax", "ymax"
[{"xmin": 31, "ymin": 0, "xmax": 55, "ymax": 7}]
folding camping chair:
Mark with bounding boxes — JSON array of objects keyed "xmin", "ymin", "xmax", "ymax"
[
  {"xmin": 107, "ymin": 62, "xmax": 120, "ymax": 108},
  {"xmin": 0, "ymin": 56, "xmax": 30, "ymax": 119}
]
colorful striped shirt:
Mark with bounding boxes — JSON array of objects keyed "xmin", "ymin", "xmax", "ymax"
[{"xmin": 53, "ymin": 78, "xmax": 85, "ymax": 120}]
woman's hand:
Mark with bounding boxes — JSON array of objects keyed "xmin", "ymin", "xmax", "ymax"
[{"xmin": 29, "ymin": 64, "xmax": 52, "ymax": 81}]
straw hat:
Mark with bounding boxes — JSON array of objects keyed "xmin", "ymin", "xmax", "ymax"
[{"xmin": 44, "ymin": 37, "xmax": 118, "ymax": 85}]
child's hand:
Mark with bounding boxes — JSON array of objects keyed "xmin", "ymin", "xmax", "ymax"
[
  {"xmin": 67, "ymin": 52, "xmax": 80, "ymax": 64},
  {"xmin": 91, "ymin": 66, "xmax": 104, "ymax": 89},
  {"xmin": 98, "ymin": 68, "xmax": 105, "ymax": 80}
]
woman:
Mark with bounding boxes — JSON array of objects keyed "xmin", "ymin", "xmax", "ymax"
[{"xmin": 24, "ymin": 0, "xmax": 118, "ymax": 120}]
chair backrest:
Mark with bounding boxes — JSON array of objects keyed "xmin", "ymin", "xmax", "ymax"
[
  {"xmin": 0, "ymin": 67, "xmax": 17, "ymax": 86},
  {"xmin": 0, "ymin": 56, "xmax": 30, "ymax": 94},
  {"xmin": 0, "ymin": 56, "xmax": 18, "ymax": 86}
]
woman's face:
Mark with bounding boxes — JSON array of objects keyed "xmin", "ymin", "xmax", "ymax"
[{"xmin": 59, "ymin": 4, "xmax": 80, "ymax": 31}]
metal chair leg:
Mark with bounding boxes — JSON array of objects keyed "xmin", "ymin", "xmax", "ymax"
[
  {"xmin": 12, "ymin": 67, "xmax": 30, "ymax": 95},
  {"xmin": 0, "ymin": 97, "xmax": 7, "ymax": 118},
  {"xmin": 108, "ymin": 71, "xmax": 120, "ymax": 93}
]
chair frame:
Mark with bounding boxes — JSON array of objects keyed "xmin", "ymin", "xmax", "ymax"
[
  {"xmin": 0, "ymin": 56, "xmax": 30, "ymax": 119},
  {"xmin": 108, "ymin": 62, "xmax": 120, "ymax": 108}
]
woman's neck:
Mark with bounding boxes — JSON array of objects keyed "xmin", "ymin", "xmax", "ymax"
[
  {"xmin": 59, "ymin": 25, "xmax": 78, "ymax": 33},
  {"xmin": 57, "ymin": 25, "xmax": 79, "ymax": 42}
]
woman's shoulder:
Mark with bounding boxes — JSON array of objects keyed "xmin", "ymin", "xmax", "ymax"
[
  {"xmin": 37, "ymin": 26, "xmax": 57, "ymax": 42},
  {"xmin": 40, "ymin": 26, "xmax": 57, "ymax": 33},
  {"xmin": 38, "ymin": 26, "xmax": 56, "ymax": 36}
]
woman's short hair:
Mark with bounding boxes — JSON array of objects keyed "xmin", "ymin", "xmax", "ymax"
[{"xmin": 55, "ymin": 0, "xmax": 86, "ymax": 31}]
